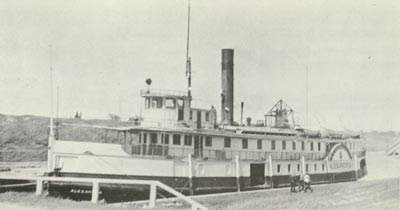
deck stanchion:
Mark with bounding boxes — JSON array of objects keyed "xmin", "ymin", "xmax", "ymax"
[
  {"xmin": 301, "ymin": 156, "xmax": 305, "ymax": 173},
  {"xmin": 354, "ymin": 154, "xmax": 358, "ymax": 180},
  {"xmin": 149, "ymin": 183, "xmax": 157, "ymax": 208},
  {"xmin": 188, "ymin": 153, "xmax": 194, "ymax": 195},
  {"xmin": 235, "ymin": 155, "xmax": 240, "ymax": 192},
  {"xmin": 91, "ymin": 181, "xmax": 99, "ymax": 203},
  {"xmin": 268, "ymin": 154, "xmax": 273, "ymax": 189},
  {"xmin": 35, "ymin": 178, "xmax": 43, "ymax": 195}
]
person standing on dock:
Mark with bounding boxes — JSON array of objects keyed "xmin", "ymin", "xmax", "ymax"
[
  {"xmin": 289, "ymin": 173, "xmax": 296, "ymax": 192},
  {"xmin": 304, "ymin": 173, "xmax": 313, "ymax": 192},
  {"xmin": 298, "ymin": 172, "xmax": 305, "ymax": 192}
]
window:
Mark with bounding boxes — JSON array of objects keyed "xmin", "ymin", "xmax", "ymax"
[
  {"xmin": 150, "ymin": 133, "xmax": 157, "ymax": 144},
  {"xmin": 301, "ymin": 141, "xmax": 305, "ymax": 151},
  {"xmin": 173, "ymin": 134, "xmax": 181, "ymax": 145},
  {"xmin": 165, "ymin": 98, "xmax": 176, "ymax": 109},
  {"xmin": 318, "ymin": 142, "xmax": 321, "ymax": 151},
  {"xmin": 288, "ymin": 164, "xmax": 291, "ymax": 172},
  {"xmin": 151, "ymin": 97, "xmax": 162, "ymax": 108},
  {"xmin": 164, "ymin": 134, "xmax": 169, "ymax": 145},
  {"xmin": 190, "ymin": 110, "xmax": 193, "ymax": 120},
  {"xmin": 322, "ymin": 164, "xmax": 325, "ymax": 171},
  {"xmin": 271, "ymin": 140, "xmax": 276, "ymax": 150},
  {"xmin": 177, "ymin": 99, "xmax": 183, "ymax": 108},
  {"xmin": 257, "ymin": 140, "xmax": 262, "ymax": 150},
  {"xmin": 143, "ymin": 133, "xmax": 147, "ymax": 144},
  {"xmin": 205, "ymin": 112, "xmax": 210, "ymax": 121},
  {"xmin": 277, "ymin": 164, "xmax": 281, "ymax": 173},
  {"xmin": 282, "ymin": 141, "xmax": 286, "ymax": 150},
  {"xmin": 310, "ymin": 142, "xmax": 314, "ymax": 151},
  {"xmin": 292, "ymin": 141, "xmax": 296, "ymax": 150},
  {"xmin": 184, "ymin": 135, "xmax": 192, "ymax": 146},
  {"xmin": 145, "ymin": 98, "xmax": 150, "ymax": 109},
  {"xmin": 224, "ymin": 137, "xmax": 231, "ymax": 148},
  {"xmin": 314, "ymin": 164, "xmax": 317, "ymax": 171},
  {"xmin": 242, "ymin": 139, "xmax": 248, "ymax": 149},
  {"xmin": 205, "ymin": 136, "xmax": 212, "ymax": 147},
  {"xmin": 297, "ymin": 164, "xmax": 300, "ymax": 172},
  {"xmin": 306, "ymin": 164, "xmax": 309, "ymax": 172}
]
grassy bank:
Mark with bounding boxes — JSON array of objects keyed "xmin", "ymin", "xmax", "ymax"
[{"xmin": 0, "ymin": 178, "xmax": 398, "ymax": 210}]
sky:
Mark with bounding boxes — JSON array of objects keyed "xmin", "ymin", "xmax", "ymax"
[{"xmin": 0, "ymin": 0, "xmax": 399, "ymax": 131}]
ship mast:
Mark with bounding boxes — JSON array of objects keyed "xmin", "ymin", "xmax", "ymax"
[
  {"xmin": 185, "ymin": 0, "xmax": 192, "ymax": 100},
  {"xmin": 48, "ymin": 45, "xmax": 55, "ymax": 173}
]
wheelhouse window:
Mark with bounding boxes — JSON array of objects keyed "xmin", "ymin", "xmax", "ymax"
[
  {"xmin": 301, "ymin": 141, "xmax": 305, "ymax": 150},
  {"xmin": 173, "ymin": 134, "xmax": 181, "ymax": 145},
  {"xmin": 310, "ymin": 142, "xmax": 314, "ymax": 151},
  {"xmin": 190, "ymin": 110, "xmax": 193, "ymax": 120},
  {"xmin": 288, "ymin": 164, "xmax": 291, "ymax": 172},
  {"xmin": 184, "ymin": 135, "xmax": 192, "ymax": 146},
  {"xmin": 205, "ymin": 136, "xmax": 212, "ymax": 147},
  {"xmin": 292, "ymin": 141, "xmax": 296, "ymax": 150},
  {"xmin": 151, "ymin": 97, "xmax": 163, "ymax": 108},
  {"xmin": 277, "ymin": 164, "xmax": 281, "ymax": 173},
  {"xmin": 282, "ymin": 141, "xmax": 286, "ymax": 150},
  {"xmin": 322, "ymin": 164, "xmax": 325, "ymax": 171},
  {"xmin": 205, "ymin": 112, "xmax": 210, "ymax": 121},
  {"xmin": 306, "ymin": 164, "xmax": 309, "ymax": 172},
  {"xmin": 224, "ymin": 137, "xmax": 231, "ymax": 148},
  {"xmin": 297, "ymin": 164, "xmax": 300, "ymax": 172},
  {"xmin": 271, "ymin": 140, "xmax": 276, "ymax": 150},
  {"xmin": 318, "ymin": 142, "xmax": 321, "ymax": 151},
  {"xmin": 242, "ymin": 139, "xmax": 248, "ymax": 149},
  {"xmin": 177, "ymin": 99, "xmax": 184, "ymax": 108},
  {"xmin": 165, "ymin": 98, "xmax": 176, "ymax": 109},
  {"xmin": 257, "ymin": 139, "xmax": 262, "ymax": 150},
  {"xmin": 143, "ymin": 133, "xmax": 147, "ymax": 144},
  {"xmin": 150, "ymin": 133, "xmax": 157, "ymax": 144},
  {"xmin": 164, "ymin": 134, "xmax": 169, "ymax": 145},
  {"xmin": 314, "ymin": 164, "xmax": 317, "ymax": 171}
]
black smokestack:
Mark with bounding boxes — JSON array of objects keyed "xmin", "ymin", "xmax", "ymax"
[{"xmin": 221, "ymin": 49, "xmax": 234, "ymax": 125}]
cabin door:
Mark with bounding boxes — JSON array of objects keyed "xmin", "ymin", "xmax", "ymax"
[
  {"xmin": 194, "ymin": 136, "xmax": 203, "ymax": 158},
  {"xmin": 250, "ymin": 163, "xmax": 265, "ymax": 186}
]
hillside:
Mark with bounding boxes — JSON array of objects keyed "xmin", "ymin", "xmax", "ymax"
[
  {"xmin": 0, "ymin": 114, "xmax": 134, "ymax": 161},
  {"xmin": 0, "ymin": 113, "xmax": 398, "ymax": 161}
]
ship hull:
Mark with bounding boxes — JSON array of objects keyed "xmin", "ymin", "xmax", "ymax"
[{"xmin": 48, "ymin": 169, "xmax": 366, "ymax": 203}]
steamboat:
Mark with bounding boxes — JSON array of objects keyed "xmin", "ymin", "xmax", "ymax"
[
  {"xmin": 47, "ymin": 48, "xmax": 367, "ymax": 201},
  {"xmin": 45, "ymin": 3, "xmax": 367, "ymax": 202}
]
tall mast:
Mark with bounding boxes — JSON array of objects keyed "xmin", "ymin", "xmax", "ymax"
[
  {"xmin": 185, "ymin": 0, "xmax": 192, "ymax": 100},
  {"xmin": 48, "ymin": 44, "xmax": 55, "ymax": 172}
]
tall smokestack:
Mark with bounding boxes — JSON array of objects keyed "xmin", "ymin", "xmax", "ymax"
[{"xmin": 221, "ymin": 49, "xmax": 234, "ymax": 125}]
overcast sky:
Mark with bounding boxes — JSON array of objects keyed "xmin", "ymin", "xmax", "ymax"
[{"xmin": 0, "ymin": 0, "xmax": 399, "ymax": 131}]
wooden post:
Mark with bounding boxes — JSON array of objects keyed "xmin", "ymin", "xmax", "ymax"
[
  {"xmin": 35, "ymin": 178, "xmax": 43, "ymax": 195},
  {"xmin": 188, "ymin": 154, "xmax": 194, "ymax": 195},
  {"xmin": 269, "ymin": 154, "xmax": 273, "ymax": 189},
  {"xmin": 354, "ymin": 154, "xmax": 358, "ymax": 181},
  {"xmin": 91, "ymin": 181, "xmax": 99, "ymax": 203},
  {"xmin": 149, "ymin": 183, "xmax": 157, "ymax": 208},
  {"xmin": 235, "ymin": 155, "xmax": 240, "ymax": 192}
]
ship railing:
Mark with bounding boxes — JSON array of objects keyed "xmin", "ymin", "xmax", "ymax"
[
  {"xmin": 126, "ymin": 144, "xmax": 327, "ymax": 161},
  {"xmin": 0, "ymin": 175, "xmax": 207, "ymax": 210}
]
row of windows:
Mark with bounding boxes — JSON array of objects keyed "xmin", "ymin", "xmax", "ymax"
[
  {"xmin": 142, "ymin": 133, "xmax": 325, "ymax": 152},
  {"xmin": 276, "ymin": 163, "xmax": 325, "ymax": 173},
  {"xmin": 145, "ymin": 97, "xmax": 183, "ymax": 109},
  {"xmin": 224, "ymin": 137, "xmax": 323, "ymax": 151},
  {"xmin": 140, "ymin": 133, "xmax": 213, "ymax": 147}
]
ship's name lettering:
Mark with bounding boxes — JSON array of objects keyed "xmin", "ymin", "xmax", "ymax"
[{"xmin": 330, "ymin": 162, "xmax": 352, "ymax": 170}]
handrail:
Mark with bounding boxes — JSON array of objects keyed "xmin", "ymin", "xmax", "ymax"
[{"xmin": 35, "ymin": 176, "xmax": 207, "ymax": 210}]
